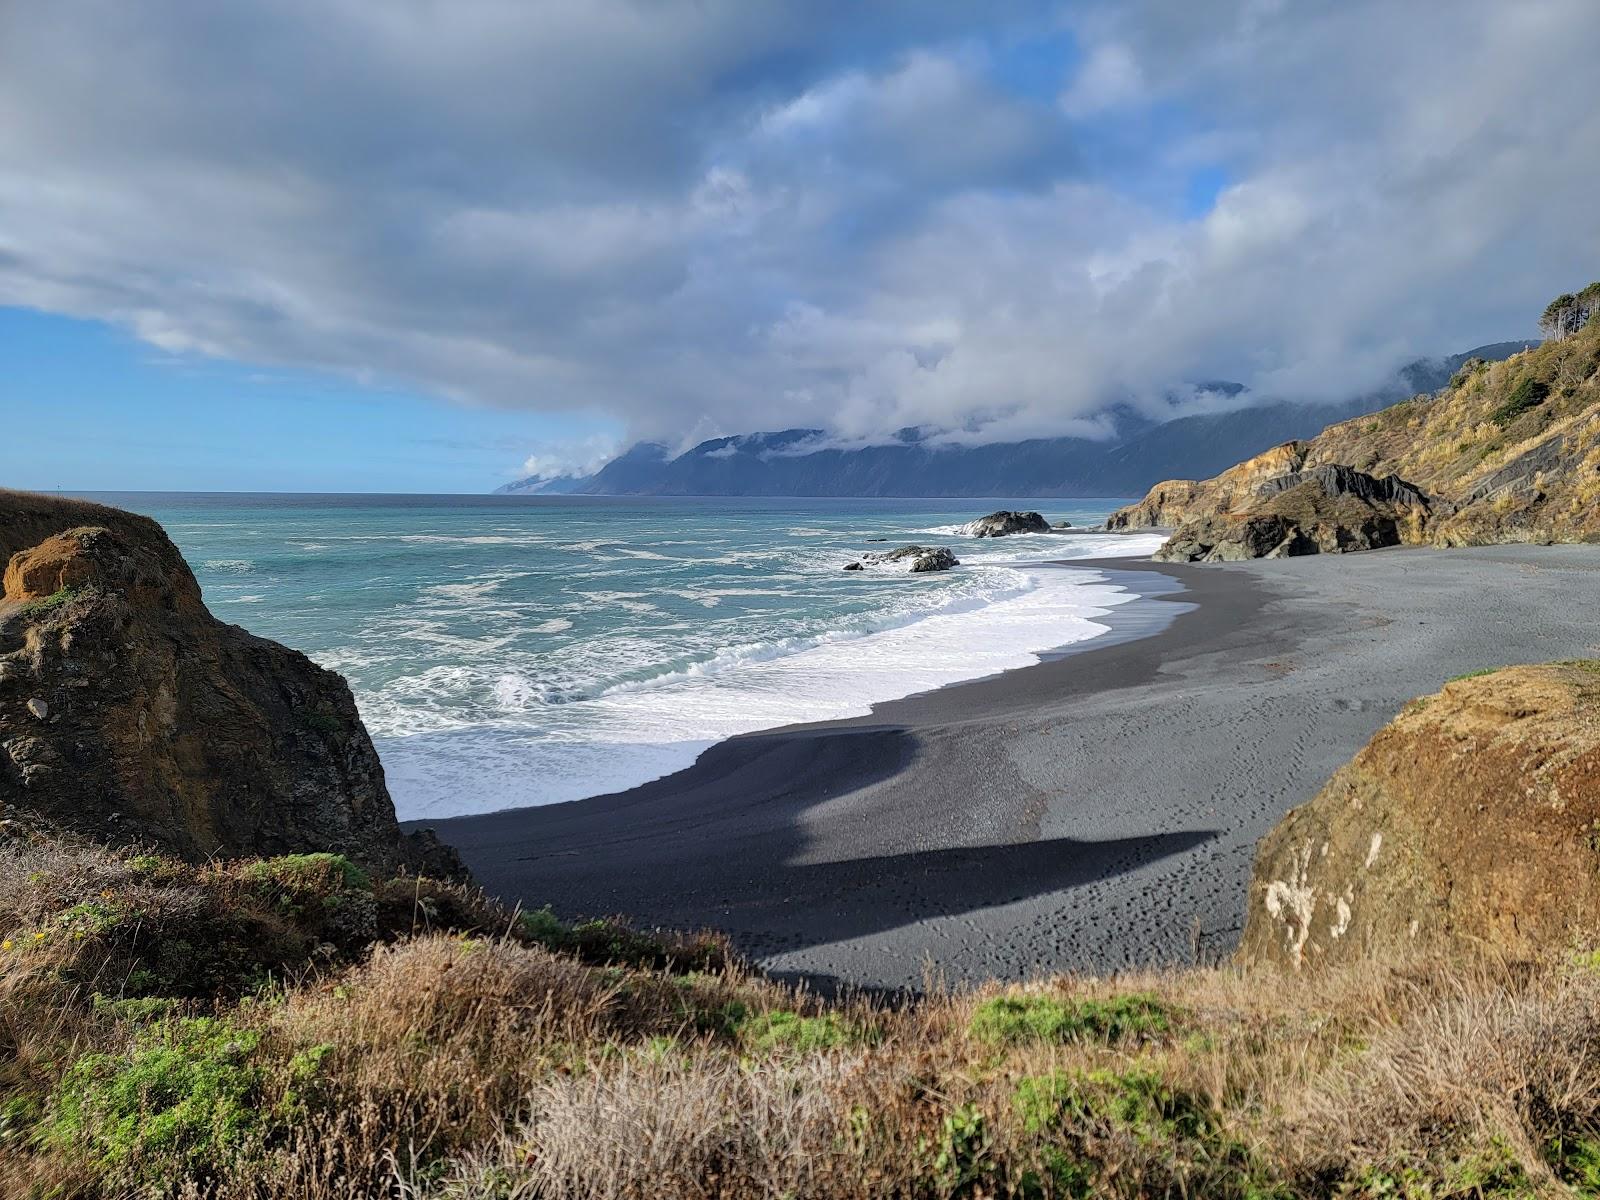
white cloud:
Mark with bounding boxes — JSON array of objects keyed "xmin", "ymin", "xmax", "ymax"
[
  {"xmin": 1059, "ymin": 44, "xmax": 1144, "ymax": 117},
  {"xmin": 0, "ymin": 0, "xmax": 1598, "ymax": 456},
  {"xmin": 517, "ymin": 435, "xmax": 621, "ymax": 482}
]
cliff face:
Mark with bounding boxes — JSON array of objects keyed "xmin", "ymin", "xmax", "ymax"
[
  {"xmin": 1239, "ymin": 663, "xmax": 1600, "ymax": 970},
  {"xmin": 0, "ymin": 491, "xmax": 458, "ymax": 876},
  {"xmin": 1112, "ymin": 294, "xmax": 1599, "ymax": 557}
]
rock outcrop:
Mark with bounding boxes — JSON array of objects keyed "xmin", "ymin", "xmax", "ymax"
[
  {"xmin": 0, "ymin": 490, "xmax": 460, "ymax": 877},
  {"xmin": 1112, "ymin": 285, "xmax": 1600, "ymax": 559},
  {"xmin": 1154, "ymin": 464, "xmax": 1434, "ymax": 562},
  {"xmin": 1239, "ymin": 663, "xmax": 1600, "ymax": 970},
  {"xmin": 956, "ymin": 511, "xmax": 1050, "ymax": 537},
  {"xmin": 843, "ymin": 545, "xmax": 959, "ymax": 572}
]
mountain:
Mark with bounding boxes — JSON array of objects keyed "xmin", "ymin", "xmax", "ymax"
[
  {"xmin": 494, "ymin": 343, "xmax": 1533, "ymax": 498},
  {"xmin": 1109, "ymin": 292, "xmax": 1598, "ymax": 558}
]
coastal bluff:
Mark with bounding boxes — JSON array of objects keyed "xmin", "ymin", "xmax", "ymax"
[
  {"xmin": 1111, "ymin": 282, "xmax": 1600, "ymax": 560},
  {"xmin": 1240, "ymin": 662, "xmax": 1600, "ymax": 970},
  {"xmin": 0, "ymin": 490, "xmax": 457, "ymax": 876}
]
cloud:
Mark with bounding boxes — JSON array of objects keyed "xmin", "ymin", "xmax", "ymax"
[
  {"xmin": 516, "ymin": 435, "xmax": 622, "ymax": 482},
  {"xmin": 1, "ymin": 0, "xmax": 1598, "ymax": 460}
]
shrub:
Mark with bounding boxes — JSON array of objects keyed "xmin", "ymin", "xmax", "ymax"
[
  {"xmin": 970, "ymin": 992, "xmax": 1171, "ymax": 1045},
  {"xmin": 42, "ymin": 1017, "xmax": 270, "ymax": 1188},
  {"xmin": 1490, "ymin": 376, "xmax": 1550, "ymax": 426},
  {"xmin": 240, "ymin": 853, "xmax": 370, "ymax": 897}
]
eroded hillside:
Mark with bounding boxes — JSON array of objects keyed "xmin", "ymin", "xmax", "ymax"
[{"xmin": 1112, "ymin": 287, "xmax": 1600, "ymax": 559}]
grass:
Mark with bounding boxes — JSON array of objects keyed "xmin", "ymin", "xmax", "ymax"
[
  {"xmin": 8, "ymin": 833, "xmax": 1600, "ymax": 1197},
  {"xmin": 969, "ymin": 991, "xmax": 1171, "ymax": 1045},
  {"xmin": 15, "ymin": 584, "xmax": 86, "ymax": 617}
]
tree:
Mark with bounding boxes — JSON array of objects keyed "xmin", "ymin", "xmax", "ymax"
[{"xmin": 1539, "ymin": 282, "xmax": 1600, "ymax": 340}]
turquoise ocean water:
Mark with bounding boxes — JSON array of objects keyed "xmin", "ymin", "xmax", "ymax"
[{"xmin": 82, "ymin": 494, "xmax": 1163, "ymax": 819}]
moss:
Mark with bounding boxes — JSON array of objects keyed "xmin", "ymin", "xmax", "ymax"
[
  {"xmin": 43, "ymin": 1017, "xmax": 270, "ymax": 1188},
  {"xmin": 970, "ymin": 992, "xmax": 1171, "ymax": 1046},
  {"xmin": 299, "ymin": 709, "xmax": 345, "ymax": 739}
]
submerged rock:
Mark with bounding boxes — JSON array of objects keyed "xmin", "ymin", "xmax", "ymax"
[
  {"xmin": 0, "ymin": 490, "xmax": 461, "ymax": 878},
  {"xmin": 956, "ymin": 510, "xmax": 1050, "ymax": 537},
  {"xmin": 846, "ymin": 545, "xmax": 959, "ymax": 572},
  {"xmin": 1239, "ymin": 663, "xmax": 1600, "ymax": 970}
]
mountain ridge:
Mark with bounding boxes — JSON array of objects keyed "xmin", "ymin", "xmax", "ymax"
[{"xmin": 496, "ymin": 342, "xmax": 1533, "ymax": 498}]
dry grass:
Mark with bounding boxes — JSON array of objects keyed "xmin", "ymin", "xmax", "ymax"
[{"xmin": 4, "ymin": 830, "xmax": 1600, "ymax": 1198}]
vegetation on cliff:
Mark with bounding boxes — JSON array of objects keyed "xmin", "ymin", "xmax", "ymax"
[
  {"xmin": 7, "ymin": 798, "xmax": 1600, "ymax": 1197},
  {"xmin": 1111, "ymin": 284, "xmax": 1600, "ymax": 557}
]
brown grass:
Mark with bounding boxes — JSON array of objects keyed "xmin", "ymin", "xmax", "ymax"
[{"xmin": 4, "ymin": 831, "xmax": 1599, "ymax": 1198}]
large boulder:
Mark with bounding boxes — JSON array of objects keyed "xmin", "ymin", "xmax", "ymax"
[
  {"xmin": 1154, "ymin": 464, "xmax": 1433, "ymax": 562},
  {"xmin": 1239, "ymin": 663, "xmax": 1600, "ymax": 970},
  {"xmin": 0, "ymin": 491, "xmax": 459, "ymax": 877},
  {"xmin": 843, "ymin": 545, "xmax": 959, "ymax": 573},
  {"xmin": 956, "ymin": 511, "xmax": 1050, "ymax": 537}
]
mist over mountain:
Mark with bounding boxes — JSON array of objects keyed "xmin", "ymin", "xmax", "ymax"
[{"xmin": 497, "ymin": 343, "xmax": 1533, "ymax": 498}]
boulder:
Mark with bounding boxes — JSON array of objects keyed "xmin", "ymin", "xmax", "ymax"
[
  {"xmin": 849, "ymin": 545, "xmax": 959, "ymax": 572},
  {"xmin": 956, "ymin": 511, "xmax": 1050, "ymax": 537},
  {"xmin": 0, "ymin": 491, "xmax": 461, "ymax": 878},
  {"xmin": 1239, "ymin": 663, "xmax": 1600, "ymax": 970}
]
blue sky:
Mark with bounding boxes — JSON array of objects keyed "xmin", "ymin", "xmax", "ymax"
[
  {"xmin": 0, "ymin": 1, "xmax": 1595, "ymax": 491},
  {"xmin": 0, "ymin": 307, "xmax": 619, "ymax": 492}
]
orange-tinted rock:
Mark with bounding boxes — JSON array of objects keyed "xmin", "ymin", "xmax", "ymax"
[
  {"xmin": 1239, "ymin": 663, "xmax": 1600, "ymax": 969},
  {"xmin": 0, "ymin": 490, "xmax": 459, "ymax": 877}
]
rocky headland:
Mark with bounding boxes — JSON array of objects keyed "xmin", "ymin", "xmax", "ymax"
[
  {"xmin": 0, "ymin": 489, "xmax": 457, "ymax": 877},
  {"xmin": 1111, "ymin": 284, "xmax": 1600, "ymax": 560}
]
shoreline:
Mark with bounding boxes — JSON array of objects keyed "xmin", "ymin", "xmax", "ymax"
[{"xmin": 426, "ymin": 544, "xmax": 1600, "ymax": 993}]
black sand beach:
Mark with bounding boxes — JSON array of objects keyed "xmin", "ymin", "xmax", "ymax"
[{"xmin": 428, "ymin": 545, "xmax": 1600, "ymax": 993}]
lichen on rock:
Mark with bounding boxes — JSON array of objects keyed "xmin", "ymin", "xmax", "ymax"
[{"xmin": 1239, "ymin": 662, "xmax": 1600, "ymax": 969}]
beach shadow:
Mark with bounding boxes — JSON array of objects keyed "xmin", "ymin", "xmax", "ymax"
[{"xmin": 427, "ymin": 723, "xmax": 1218, "ymax": 965}]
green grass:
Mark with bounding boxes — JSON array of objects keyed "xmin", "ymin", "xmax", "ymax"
[
  {"xmin": 241, "ymin": 853, "xmax": 370, "ymax": 896},
  {"xmin": 736, "ymin": 1009, "xmax": 858, "ymax": 1054},
  {"xmin": 17, "ymin": 584, "xmax": 85, "ymax": 617},
  {"xmin": 1446, "ymin": 668, "xmax": 1499, "ymax": 683},
  {"xmin": 970, "ymin": 992, "xmax": 1171, "ymax": 1046}
]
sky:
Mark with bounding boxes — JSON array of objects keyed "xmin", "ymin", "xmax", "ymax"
[{"xmin": 2, "ymin": 0, "xmax": 1599, "ymax": 492}]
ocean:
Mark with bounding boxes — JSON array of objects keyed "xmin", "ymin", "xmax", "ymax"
[{"xmin": 83, "ymin": 493, "xmax": 1163, "ymax": 819}]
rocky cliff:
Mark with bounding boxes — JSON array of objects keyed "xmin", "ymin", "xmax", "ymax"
[
  {"xmin": 0, "ymin": 490, "xmax": 458, "ymax": 876},
  {"xmin": 1112, "ymin": 287, "xmax": 1599, "ymax": 558},
  {"xmin": 1239, "ymin": 663, "xmax": 1600, "ymax": 970}
]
